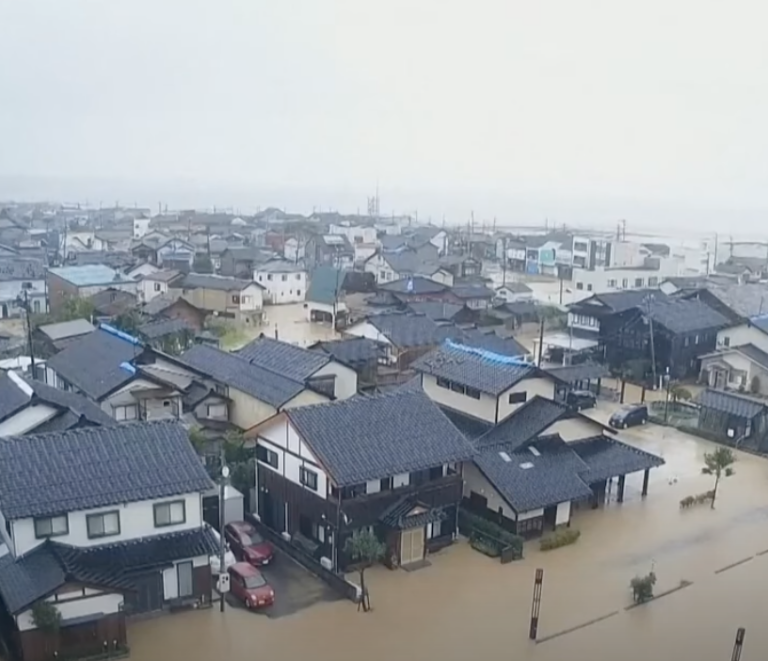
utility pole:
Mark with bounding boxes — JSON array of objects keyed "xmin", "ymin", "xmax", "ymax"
[
  {"xmin": 536, "ymin": 317, "xmax": 545, "ymax": 367},
  {"xmin": 645, "ymin": 295, "xmax": 658, "ymax": 389},
  {"xmin": 731, "ymin": 627, "xmax": 745, "ymax": 661},
  {"xmin": 502, "ymin": 236, "xmax": 508, "ymax": 287},
  {"xmin": 218, "ymin": 447, "xmax": 230, "ymax": 613},
  {"xmin": 18, "ymin": 285, "xmax": 35, "ymax": 375}
]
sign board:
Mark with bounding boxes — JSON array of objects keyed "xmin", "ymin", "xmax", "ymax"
[{"xmin": 217, "ymin": 572, "xmax": 230, "ymax": 594}]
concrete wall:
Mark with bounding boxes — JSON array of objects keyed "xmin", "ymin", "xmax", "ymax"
[
  {"xmin": 422, "ymin": 373, "xmax": 497, "ymax": 422},
  {"xmin": 17, "ymin": 592, "xmax": 124, "ymax": 632},
  {"xmin": 313, "ymin": 361, "xmax": 358, "ymax": 400},
  {"xmin": 718, "ymin": 324, "xmax": 768, "ymax": 354}
]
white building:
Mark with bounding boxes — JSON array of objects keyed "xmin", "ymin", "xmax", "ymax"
[
  {"xmin": 329, "ymin": 222, "xmax": 377, "ymax": 246},
  {"xmin": 0, "ymin": 421, "xmax": 217, "ymax": 660},
  {"xmin": 254, "ymin": 260, "xmax": 307, "ymax": 304},
  {"xmin": 572, "ymin": 258, "xmax": 685, "ymax": 295},
  {"xmin": 0, "ymin": 258, "xmax": 47, "ymax": 317},
  {"xmin": 137, "ymin": 269, "xmax": 180, "ymax": 303}
]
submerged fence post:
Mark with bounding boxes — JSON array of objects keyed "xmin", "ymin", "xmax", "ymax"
[
  {"xmin": 731, "ymin": 627, "xmax": 745, "ymax": 661},
  {"xmin": 529, "ymin": 568, "xmax": 544, "ymax": 640}
]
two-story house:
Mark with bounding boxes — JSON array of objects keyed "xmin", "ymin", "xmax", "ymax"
[
  {"xmin": 177, "ymin": 273, "xmax": 264, "ymax": 323},
  {"xmin": 42, "ymin": 325, "xmax": 185, "ymax": 422},
  {"xmin": 253, "ymin": 260, "xmax": 307, "ymax": 304},
  {"xmin": 244, "ymin": 388, "xmax": 474, "ymax": 570},
  {"xmin": 0, "ymin": 258, "xmax": 47, "ymax": 318},
  {"xmin": 0, "ymin": 421, "xmax": 217, "ymax": 661},
  {"xmin": 137, "ymin": 269, "xmax": 180, "ymax": 303},
  {"xmin": 46, "ymin": 265, "xmax": 137, "ymax": 316}
]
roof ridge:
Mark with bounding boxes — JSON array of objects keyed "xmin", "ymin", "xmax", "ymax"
[{"xmin": 7, "ymin": 418, "xmax": 179, "ymax": 442}]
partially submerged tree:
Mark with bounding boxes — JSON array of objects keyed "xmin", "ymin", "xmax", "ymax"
[
  {"xmin": 630, "ymin": 571, "xmax": 657, "ymax": 604},
  {"xmin": 702, "ymin": 446, "xmax": 736, "ymax": 509},
  {"xmin": 669, "ymin": 383, "xmax": 692, "ymax": 403},
  {"xmin": 31, "ymin": 601, "xmax": 61, "ymax": 654},
  {"xmin": 344, "ymin": 529, "xmax": 386, "ymax": 613}
]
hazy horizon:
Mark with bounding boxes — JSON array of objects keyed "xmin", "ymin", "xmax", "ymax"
[{"xmin": 1, "ymin": 1, "xmax": 767, "ymax": 236}]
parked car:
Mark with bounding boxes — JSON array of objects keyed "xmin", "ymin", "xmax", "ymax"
[
  {"xmin": 609, "ymin": 403, "xmax": 648, "ymax": 429},
  {"xmin": 566, "ymin": 389, "xmax": 597, "ymax": 411},
  {"xmin": 228, "ymin": 562, "xmax": 275, "ymax": 609},
  {"xmin": 225, "ymin": 520, "xmax": 275, "ymax": 566},
  {"xmin": 209, "ymin": 527, "xmax": 237, "ymax": 575}
]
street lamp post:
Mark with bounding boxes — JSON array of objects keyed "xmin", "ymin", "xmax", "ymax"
[{"xmin": 218, "ymin": 459, "xmax": 230, "ymax": 613}]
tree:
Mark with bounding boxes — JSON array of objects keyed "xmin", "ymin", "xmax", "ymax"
[
  {"xmin": 669, "ymin": 383, "xmax": 692, "ymax": 403},
  {"xmin": 112, "ymin": 309, "xmax": 143, "ymax": 335},
  {"xmin": 344, "ymin": 529, "xmax": 386, "ymax": 613},
  {"xmin": 192, "ymin": 254, "xmax": 214, "ymax": 274},
  {"xmin": 31, "ymin": 601, "xmax": 61, "ymax": 655},
  {"xmin": 188, "ymin": 426, "xmax": 207, "ymax": 454},
  {"xmin": 630, "ymin": 571, "xmax": 657, "ymax": 604},
  {"xmin": 702, "ymin": 447, "xmax": 736, "ymax": 509}
]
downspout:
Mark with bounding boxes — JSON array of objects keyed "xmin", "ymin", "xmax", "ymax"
[
  {"xmin": 494, "ymin": 394, "xmax": 499, "ymax": 425},
  {"xmin": 334, "ymin": 493, "xmax": 343, "ymax": 573}
]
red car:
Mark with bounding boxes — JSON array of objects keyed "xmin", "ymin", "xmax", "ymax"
[
  {"xmin": 224, "ymin": 521, "xmax": 275, "ymax": 566},
  {"xmin": 228, "ymin": 562, "xmax": 275, "ymax": 609}
]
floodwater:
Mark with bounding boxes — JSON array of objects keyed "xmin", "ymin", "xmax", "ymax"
[
  {"xmin": 235, "ymin": 302, "xmax": 340, "ymax": 349},
  {"xmin": 130, "ymin": 423, "xmax": 768, "ymax": 661}
]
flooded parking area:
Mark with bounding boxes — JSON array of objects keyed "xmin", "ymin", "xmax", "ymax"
[{"xmin": 130, "ymin": 424, "xmax": 768, "ymax": 661}]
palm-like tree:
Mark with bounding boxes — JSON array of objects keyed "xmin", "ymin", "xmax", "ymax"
[{"xmin": 702, "ymin": 447, "xmax": 736, "ymax": 509}]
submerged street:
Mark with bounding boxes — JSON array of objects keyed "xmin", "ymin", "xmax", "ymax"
[{"xmin": 129, "ymin": 422, "xmax": 768, "ymax": 661}]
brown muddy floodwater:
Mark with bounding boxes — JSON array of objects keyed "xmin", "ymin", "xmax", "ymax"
[{"xmin": 129, "ymin": 424, "xmax": 768, "ymax": 660}]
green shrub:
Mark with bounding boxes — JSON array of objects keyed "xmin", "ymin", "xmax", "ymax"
[
  {"xmin": 459, "ymin": 508, "xmax": 523, "ymax": 555},
  {"xmin": 469, "ymin": 533, "xmax": 501, "ymax": 557},
  {"xmin": 630, "ymin": 571, "xmax": 656, "ymax": 603},
  {"xmin": 539, "ymin": 528, "xmax": 581, "ymax": 551}
]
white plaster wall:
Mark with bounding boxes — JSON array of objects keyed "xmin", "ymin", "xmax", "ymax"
[
  {"xmin": 282, "ymin": 389, "xmax": 329, "ymax": 409},
  {"xmin": 313, "ymin": 361, "xmax": 358, "ymax": 400},
  {"xmin": 162, "ymin": 554, "xmax": 209, "ymax": 600},
  {"xmin": 140, "ymin": 278, "xmax": 168, "ymax": 303},
  {"xmin": 462, "ymin": 462, "xmax": 516, "ymax": 519},
  {"xmin": 239, "ymin": 283, "xmax": 264, "ymax": 311},
  {"xmin": 422, "ymin": 374, "xmax": 497, "ymax": 422},
  {"xmin": 718, "ymin": 325, "xmax": 768, "ymax": 354},
  {"xmin": 496, "ymin": 377, "xmax": 556, "ymax": 422},
  {"xmin": 254, "ymin": 269, "xmax": 306, "ymax": 304},
  {"xmin": 555, "ymin": 500, "xmax": 571, "ymax": 525},
  {"xmin": 545, "ymin": 416, "xmax": 605, "ymax": 442},
  {"xmin": 17, "ymin": 593, "xmax": 124, "ymax": 632},
  {"xmin": 12, "ymin": 493, "xmax": 204, "ymax": 556},
  {"xmin": 517, "ymin": 508, "xmax": 545, "ymax": 521},
  {"xmin": 228, "ymin": 388, "xmax": 277, "ymax": 429}
]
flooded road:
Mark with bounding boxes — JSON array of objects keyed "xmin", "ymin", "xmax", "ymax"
[
  {"xmin": 129, "ymin": 424, "xmax": 768, "ymax": 661},
  {"xmin": 231, "ymin": 302, "xmax": 340, "ymax": 349}
]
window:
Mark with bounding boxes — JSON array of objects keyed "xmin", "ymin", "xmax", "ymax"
[
  {"xmin": 86, "ymin": 511, "xmax": 120, "ymax": 539},
  {"xmin": 450, "ymin": 382, "xmax": 466, "ymax": 395},
  {"xmin": 516, "ymin": 516, "xmax": 543, "ymax": 534},
  {"xmin": 256, "ymin": 445, "xmax": 279, "ymax": 469},
  {"xmin": 296, "ymin": 273, "xmax": 302, "ymax": 280},
  {"xmin": 258, "ymin": 275, "xmax": 263, "ymax": 282},
  {"xmin": 427, "ymin": 519, "xmax": 443, "ymax": 539},
  {"xmin": 154, "ymin": 282, "xmax": 162, "ymax": 292},
  {"xmin": 695, "ymin": 334, "xmax": 700, "ymax": 344},
  {"xmin": 587, "ymin": 284, "xmax": 593, "ymax": 291},
  {"xmin": 621, "ymin": 278, "xmax": 628, "ymax": 288},
  {"xmin": 300, "ymin": 467, "xmax": 318, "ymax": 491},
  {"xmin": 154, "ymin": 500, "xmax": 186, "ymax": 527},
  {"xmin": 634, "ymin": 278, "xmax": 644, "ymax": 288},
  {"xmin": 576, "ymin": 282, "xmax": 584, "ymax": 290},
  {"xmin": 607, "ymin": 279, "xmax": 617, "ymax": 288},
  {"xmin": 436, "ymin": 377, "xmax": 450, "ymax": 389},
  {"xmin": 299, "ymin": 514, "xmax": 319, "ymax": 540},
  {"xmin": 267, "ymin": 274, "xmax": 273, "ymax": 281},
  {"xmin": 380, "ymin": 476, "xmax": 393, "ymax": 491},
  {"xmin": 113, "ymin": 404, "xmax": 138, "ymax": 421},
  {"xmin": 296, "ymin": 290, "xmax": 301, "ymax": 297},
  {"xmin": 648, "ymin": 276, "xmax": 658, "ymax": 286},
  {"xmin": 465, "ymin": 386, "xmax": 481, "ymax": 400},
  {"xmin": 508, "ymin": 391, "xmax": 527, "ymax": 404},
  {"xmin": 723, "ymin": 336, "xmax": 730, "ymax": 347},
  {"xmin": 231, "ymin": 294, "xmax": 241, "ymax": 304},
  {"xmin": 241, "ymin": 296, "xmax": 250, "ymax": 305},
  {"xmin": 177, "ymin": 561, "xmax": 194, "ymax": 598},
  {"xmin": 281, "ymin": 274, "xmax": 288, "ymax": 282},
  {"xmin": 34, "ymin": 515, "xmax": 68, "ymax": 539},
  {"xmin": 206, "ymin": 403, "xmax": 227, "ymax": 419}
]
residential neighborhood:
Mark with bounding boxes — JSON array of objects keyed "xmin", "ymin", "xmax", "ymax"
[{"xmin": 0, "ymin": 201, "xmax": 768, "ymax": 660}]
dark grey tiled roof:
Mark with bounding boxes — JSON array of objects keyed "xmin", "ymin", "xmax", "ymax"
[
  {"xmin": 475, "ymin": 435, "xmax": 594, "ymax": 512},
  {"xmin": 379, "ymin": 496, "xmax": 447, "ymax": 530},
  {"xmin": 0, "ymin": 375, "xmax": 31, "ymax": 422},
  {"xmin": 570, "ymin": 436, "xmax": 666, "ymax": 483},
  {"xmin": 0, "ymin": 258, "xmax": 45, "ymax": 281},
  {"xmin": 237, "ymin": 337, "xmax": 329, "ymax": 381},
  {"xmin": 379, "ymin": 277, "xmax": 448, "ymax": 295},
  {"xmin": 545, "ymin": 363, "xmax": 610, "ymax": 384},
  {"xmin": 750, "ymin": 314, "xmax": 768, "ymax": 334},
  {"xmin": 451, "ymin": 284, "xmax": 495, "ymax": 300},
  {"xmin": 459, "ymin": 328, "xmax": 528, "ymax": 357},
  {"xmin": 646, "ymin": 298, "xmax": 728, "ymax": 334},
  {"xmin": 699, "ymin": 283, "xmax": 768, "ymax": 319},
  {"xmin": 37, "ymin": 319, "xmax": 95, "ymax": 341},
  {"xmin": 139, "ymin": 317, "xmax": 193, "ymax": 340},
  {"xmin": 380, "ymin": 246, "xmax": 441, "ymax": 276},
  {"xmin": 366, "ymin": 312, "xmax": 464, "ymax": 349},
  {"xmin": 286, "ymin": 389, "xmax": 474, "ymax": 486},
  {"xmin": 413, "ymin": 342, "xmax": 535, "ymax": 396},
  {"xmin": 592, "ymin": 289, "xmax": 667, "ymax": 312},
  {"xmin": 407, "ymin": 302, "xmax": 465, "ymax": 321},
  {"xmin": 733, "ymin": 344, "xmax": 768, "ymax": 370},
  {"xmin": 179, "ymin": 344, "xmax": 305, "ymax": 407},
  {"xmin": 0, "ymin": 420, "xmax": 213, "ymax": 519},
  {"xmin": 694, "ymin": 388, "xmax": 766, "ymax": 419},
  {"xmin": 312, "ymin": 337, "xmax": 382, "ymax": 369},
  {"xmin": 45, "ymin": 328, "xmax": 142, "ymax": 399},
  {"xmin": 0, "ymin": 527, "xmax": 217, "ymax": 615},
  {"xmin": 182, "ymin": 273, "xmax": 256, "ymax": 291},
  {"xmin": 20, "ymin": 377, "xmax": 116, "ymax": 428},
  {"xmin": 141, "ymin": 292, "xmax": 184, "ymax": 316},
  {"xmin": 439, "ymin": 407, "xmax": 493, "ymax": 440},
  {"xmin": 476, "ymin": 396, "xmax": 566, "ymax": 449}
]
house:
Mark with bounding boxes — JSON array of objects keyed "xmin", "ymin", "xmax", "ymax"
[
  {"xmin": 140, "ymin": 293, "xmax": 206, "ymax": 332},
  {"xmin": 244, "ymin": 388, "xmax": 473, "ymax": 570},
  {"xmin": 46, "ymin": 265, "xmax": 136, "ymax": 315},
  {"xmin": 306, "ymin": 234, "xmax": 355, "ymax": 270},
  {"xmin": 364, "ymin": 246, "xmax": 453, "ymax": 286},
  {"xmin": 305, "ymin": 266, "xmax": 348, "ymax": 327},
  {"xmin": 178, "ymin": 273, "xmax": 264, "ymax": 323},
  {"xmin": 131, "ymin": 236, "xmax": 195, "ymax": 268},
  {"xmin": 494, "ymin": 282, "xmax": 533, "ymax": 303},
  {"xmin": 0, "ymin": 259, "xmax": 47, "ymax": 318},
  {"xmin": 125, "ymin": 261, "xmax": 161, "ymax": 281},
  {"xmin": 34, "ymin": 319, "xmax": 95, "ymax": 357},
  {"xmin": 675, "ymin": 282, "xmax": 768, "ymax": 325},
  {"xmin": 699, "ymin": 345, "xmax": 768, "ymax": 396},
  {"xmin": 693, "ymin": 389, "xmax": 768, "ymax": 452},
  {"xmin": 377, "ymin": 276, "xmax": 456, "ymax": 304},
  {"xmin": 43, "ymin": 325, "xmax": 184, "ymax": 421},
  {"xmin": 237, "ymin": 336, "xmax": 358, "ymax": 400},
  {"xmin": 309, "ymin": 337, "xmax": 383, "ymax": 388},
  {"xmin": 439, "ymin": 254, "xmax": 483, "ymax": 280},
  {"xmin": 345, "ymin": 312, "xmax": 464, "ymax": 368},
  {"xmin": 88, "ymin": 288, "xmax": 139, "ymax": 320},
  {"xmin": 137, "ymin": 318, "xmax": 196, "ymax": 355},
  {"xmin": 567, "ymin": 289, "xmax": 666, "ymax": 341},
  {"xmin": 450, "ymin": 283, "xmax": 495, "ymax": 310},
  {"xmin": 600, "ymin": 297, "xmax": 729, "ymax": 381},
  {"xmin": 413, "ymin": 341, "xmax": 556, "ymax": 425},
  {"xmin": 219, "ymin": 246, "xmax": 275, "ymax": 279},
  {"xmin": 406, "ymin": 301, "xmax": 479, "ymax": 325},
  {"xmin": 572, "ymin": 259, "xmax": 684, "ymax": 294},
  {"xmin": 0, "ymin": 371, "xmax": 115, "ymax": 436},
  {"xmin": 0, "ymin": 421, "xmax": 217, "ymax": 661},
  {"xmin": 464, "ymin": 408, "xmax": 664, "ymax": 536},
  {"xmin": 253, "ymin": 260, "xmax": 307, "ymax": 304},
  {"xmin": 137, "ymin": 269, "xmax": 180, "ymax": 303}
]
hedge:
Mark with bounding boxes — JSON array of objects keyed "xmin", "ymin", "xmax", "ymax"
[
  {"xmin": 459, "ymin": 508, "xmax": 523, "ymax": 556},
  {"xmin": 540, "ymin": 528, "xmax": 581, "ymax": 551}
]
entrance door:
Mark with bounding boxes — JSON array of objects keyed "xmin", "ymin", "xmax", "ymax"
[
  {"xmin": 400, "ymin": 527, "xmax": 425, "ymax": 566},
  {"xmin": 125, "ymin": 572, "xmax": 164, "ymax": 614}
]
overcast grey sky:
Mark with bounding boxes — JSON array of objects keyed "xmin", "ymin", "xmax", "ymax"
[{"xmin": 1, "ymin": 0, "xmax": 767, "ymax": 231}]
